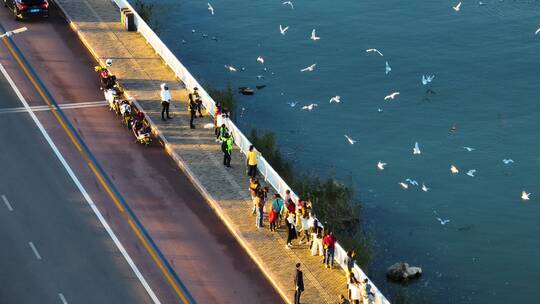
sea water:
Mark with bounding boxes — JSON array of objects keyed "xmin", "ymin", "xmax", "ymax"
[{"xmin": 146, "ymin": 0, "xmax": 540, "ymax": 302}]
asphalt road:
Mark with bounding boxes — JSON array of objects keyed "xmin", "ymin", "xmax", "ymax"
[
  {"xmin": 0, "ymin": 3, "xmax": 283, "ymax": 304},
  {"xmin": 0, "ymin": 70, "xmax": 154, "ymax": 303}
]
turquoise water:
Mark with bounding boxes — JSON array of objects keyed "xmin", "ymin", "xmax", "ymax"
[{"xmin": 147, "ymin": 0, "xmax": 540, "ymax": 302}]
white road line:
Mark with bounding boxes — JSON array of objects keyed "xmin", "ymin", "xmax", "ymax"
[
  {"xmin": 0, "ymin": 64, "xmax": 161, "ymax": 304},
  {"xmin": 1, "ymin": 195, "xmax": 13, "ymax": 211},
  {"xmin": 58, "ymin": 293, "xmax": 68, "ymax": 304},
  {"xmin": 28, "ymin": 241, "xmax": 42, "ymax": 260},
  {"xmin": 0, "ymin": 100, "xmax": 107, "ymax": 115}
]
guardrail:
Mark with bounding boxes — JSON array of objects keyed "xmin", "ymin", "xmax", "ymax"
[{"xmin": 110, "ymin": 1, "xmax": 390, "ymax": 302}]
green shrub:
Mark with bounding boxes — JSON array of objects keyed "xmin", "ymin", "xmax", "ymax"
[{"xmin": 132, "ymin": 0, "xmax": 160, "ymax": 33}]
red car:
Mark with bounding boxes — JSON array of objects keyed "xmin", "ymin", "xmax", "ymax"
[{"xmin": 4, "ymin": 0, "xmax": 49, "ymax": 21}]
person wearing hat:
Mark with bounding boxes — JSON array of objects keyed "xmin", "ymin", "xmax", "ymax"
[{"xmin": 160, "ymin": 83, "xmax": 172, "ymax": 121}]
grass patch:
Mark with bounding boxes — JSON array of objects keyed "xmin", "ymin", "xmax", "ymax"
[
  {"xmin": 205, "ymin": 84, "xmax": 236, "ymax": 120},
  {"xmin": 132, "ymin": 0, "xmax": 160, "ymax": 33}
]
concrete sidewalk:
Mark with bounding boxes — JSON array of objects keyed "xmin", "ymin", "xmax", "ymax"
[{"xmin": 54, "ymin": 0, "xmax": 349, "ymax": 302}]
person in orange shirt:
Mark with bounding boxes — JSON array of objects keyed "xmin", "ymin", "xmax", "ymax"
[{"xmin": 246, "ymin": 145, "xmax": 258, "ymax": 178}]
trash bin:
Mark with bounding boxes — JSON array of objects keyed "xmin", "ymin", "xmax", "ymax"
[{"xmin": 121, "ymin": 8, "xmax": 136, "ymax": 32}]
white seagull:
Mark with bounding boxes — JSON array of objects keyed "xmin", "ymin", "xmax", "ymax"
[
  {"xmin": 399, "ymin": 182, "xmax": 409, "ymax": 189},
  {"xmin": 450, "ymin": 165, "xmax": 459, "ymax": 174},
  {"xmin": 521, "ymin": 191, "xmax": 531, "ymax": 201},
  {"xmin": 405, "ymin": 179, "xmax": 419, "ymax": 186},
  {"xmin": 366, "ymin": 49, "xmax": 384, "ymax": 57},
  {"xmin": 436, "ymin": 217, "xmax": 451, "ymax": 225},
  {"xmin": 257, "ymin": 56, "xmax": 264, "ymax": 64},
  {"xmin": 207, "ymin": 3, "xmax": 214, "ymax": 15},
  {"xmin": 280, "ymin": 25, "xmax": 289, "ymax": 35},
  {"xmin": 422, "ymin": 183, "xmax": 430, "ymax": 192},
  {"xmin": 422, "ymin": 75, "xmax": 435, "ymax": 85},
  {"xmin": 344, "ymin": 135, "xmax": 356, "ymax": 145},
  {"xmin": 301, "ymin": 103, "xmax": 318, "ymax": 111},
  {"xmin": 453, "ymin": 2, "xmax": 462, "ymax": 11},
  {"xmin": 300, "ymin": 63, "xmax": 317, "ymax": 72},
  {"xmin": 310, "ymin": 29, "xmax": 320, "ymax": 41},
  {"xmin": 282, "ymin": 1, "xmax": 294, "ymax": 9},
  {"xmin": 536, "ymin": 28, "xmax": 540, "ymax": 35},
  {"xmin": 377, "ymin": 161, "xmax": 386, "ymax": 170},
  {"xmin": 224, "ymin": 65, "xmax": 237, "ymax": 72},
  {"xmin": 502, "ymin": 159, "xmax": 514, "ymax": 165},
  {"xmin": 385, "ymin": 61, "xmax": 391, "ymax": 75},
  {"xmin": 463, "ymin": 146, "xmax": 476, "ymax": 152},
  {"xmin": 329, "ymin": 96, "xmax": 341, "ymax": 103},
  {"xmin": 466, "ymin": 169, "xmax": 476, "ymax": 177},
  {"xmin": 287, "ymin": 101, "xmax": 297, "ymax": 107},
  {"xmin": 384, "ymin": 92, "xmax": 400, "ymax": 100},
  {"xmin": 413, "ymin": 142, "xmax": 421, "ymax": 155}
]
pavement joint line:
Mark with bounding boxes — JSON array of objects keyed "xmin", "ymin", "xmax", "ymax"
[
  {"xmin": 28, "ymin": 241, "xmax": 42, "ymax": 260},
  {"xmin": 1, "ymin": 194, "xmax": 13, "ymax": 211},
  {"xmin": 0, "ymin": 63, "xmax": 161, "ymax": 304},
  {"xmin": 58, "ymin": 293, "xmax": 68, "ymax": 304},
  {"xmin": 0, "ymin": 100, "xmax": 107, "ymax": 115}
]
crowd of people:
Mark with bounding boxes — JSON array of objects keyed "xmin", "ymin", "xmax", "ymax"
[{"xmin": 159, "ymin": 84, "xmax": 377, "ymax": 304}]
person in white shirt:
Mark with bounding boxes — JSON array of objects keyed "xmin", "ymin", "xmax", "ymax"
[
  {"xmin": 349, "ymin": 280, "xmax": 361, "ymax": 304},
  {"xmin": 160, "ymin": 83, "xmax": 172, "ymax": 120}
]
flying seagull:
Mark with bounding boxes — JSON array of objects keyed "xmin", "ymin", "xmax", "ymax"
[
  {"xmin": 453, "ymin": 2, "xmax": 462, "ymax": 11},
  {"xmin": 385, "ymin": 61, "xmax": 391, "ymax": 75},
  {"xmin": 422, "ymin": 75, "xmax": 435, "ymax": 85},
  {"xmin": 436, "ymin": 217, "xmax": 451, "ymax": 225},
  {"xmin": 282, "ymin": 1, "xmax": 294, "ymax": 9},
  {"xmin": 280, "ymin": 25, "xmax": 289, "ymax": 35},
  {"xmin": 384, "ymin": 92, "xmax": 400, "ymax": 100},
  {"xmin": 344, "ymin": 135, "xmax": 356, "ymax": 145},
  {"xmin": 466, "ymin": 169, "xmax": 476, "ymax": 177},
  {"xmin": 536, "ymin": 28, "xmax": 540, "ymax": 35},
  {"xmin": 366, "ymin": 49, "xmax": 384, "ymax": 57},
  {"xmin": 300, "ymin": 63, "xmax": 317, "ymax": 72},
  {"xmin": 502, "ymin": 159, "xmax": 514, "ymax": 165},
  {"xmin": 257, "ymin": 56, "xmax": 264, "ymax": 64},
  {"xmin": 405, "ymin": 178, "xmax": 419, "ymax": 186},
  {"xmin": 521, "ymin": 191, "xmax": 531, "ymax": 201},
  {"xmin": 287, "ymin": 101, "xmax": 297, "ymax": 107},
  {"xmin": 463, "ymin": 146, "xmax": 475, "ymax": 152},
  {"xmin": 422, "ymin": 183, "xmax": 430, "ymax": 192},
  {"xmin": 310, "ymin": 29, "xmax": 320, "ymax": 41},
  {"xmin": 301, "ymin": 103, "xmax": 318, "ymax": 111},
  {"xmin": 399, "ymin": 182, "xmax": 409, "ymax": 189},
  {"xmin": 329, "ymin": 96, "xmax": 341, "ymax": 103},
  {"xmin": 224, "ymin": 65, "xmax": 237, "ymax": 72},
  {"xmin": 377, "ymin": 161, "xmax": 386, "ymax": 170},
  {"xmin": 207, "ymin": 3, "xmax": 214, "ymax": 15},
  {"xmin": 450, "ymin": 165, "xmax": 459, "ymax": 174},
  {"xmin": 413, "ymin": 142, "xmax": 421, "ymax": 155}
]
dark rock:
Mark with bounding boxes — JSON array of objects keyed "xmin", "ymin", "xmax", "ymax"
[{"xmin": 386, "ymin": 262, "xmax": 422, "ymax": 282}]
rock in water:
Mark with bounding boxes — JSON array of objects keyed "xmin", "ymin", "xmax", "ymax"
[{"xmin": 386, "ymin": 262, "xmax": 422, "ymax": 282}]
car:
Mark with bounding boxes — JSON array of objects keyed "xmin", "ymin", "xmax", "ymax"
[{"xmin": 4, "ymin": 0, "xmax": 49, "ymax": 21}]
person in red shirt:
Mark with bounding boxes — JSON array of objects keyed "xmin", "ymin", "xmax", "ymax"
[{"xmin": 323, "ymin": 232, "xmax": 337, "ymax": 268}]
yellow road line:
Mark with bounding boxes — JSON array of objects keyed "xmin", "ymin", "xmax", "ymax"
[{"xmin": 1, "ymin": 36, "xmax": 190, "ymax": 304}]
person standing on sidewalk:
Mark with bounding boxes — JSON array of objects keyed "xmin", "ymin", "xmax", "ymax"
[
  {"xmin": 246, "ymin": 145, "xmax": 258, "ymax": 177},
  {"xmin": 254, "ymin": 191, "xmax": 263, "ymax": 228},
  {"xmin": 222, "ymin": 133, "xmax": 234, "ymax": 167},
  {"xmin": 188, "ymin": 93, "xmax": 197, "ymax": 129},
  {"xmin": 193, "ymin": 87, "xmax": 203, "ymax": 117},
  {"xmin": 323, "ymin": 231, "xmax": 337, "ymax": 268},
  {"xmin": 160, "ymin": 83, "xmax": 172, "ymax": 120},
  {"xmin": 286, "ymin": 213, "xmax": 297, "ymax": 248},
  {"xmin": 294, "ymin": 263, "xmax": 304, "ymax": 304}
]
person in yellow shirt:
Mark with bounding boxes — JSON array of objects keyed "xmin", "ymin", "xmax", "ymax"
[{"xmin": 246, "ymin": 145, "xmax": 258, "ymax": 178}]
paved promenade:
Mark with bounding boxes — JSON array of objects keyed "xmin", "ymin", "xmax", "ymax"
[{"xmin": 54, "ymin": 0, "xmax": 349, "ymax": 302}]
